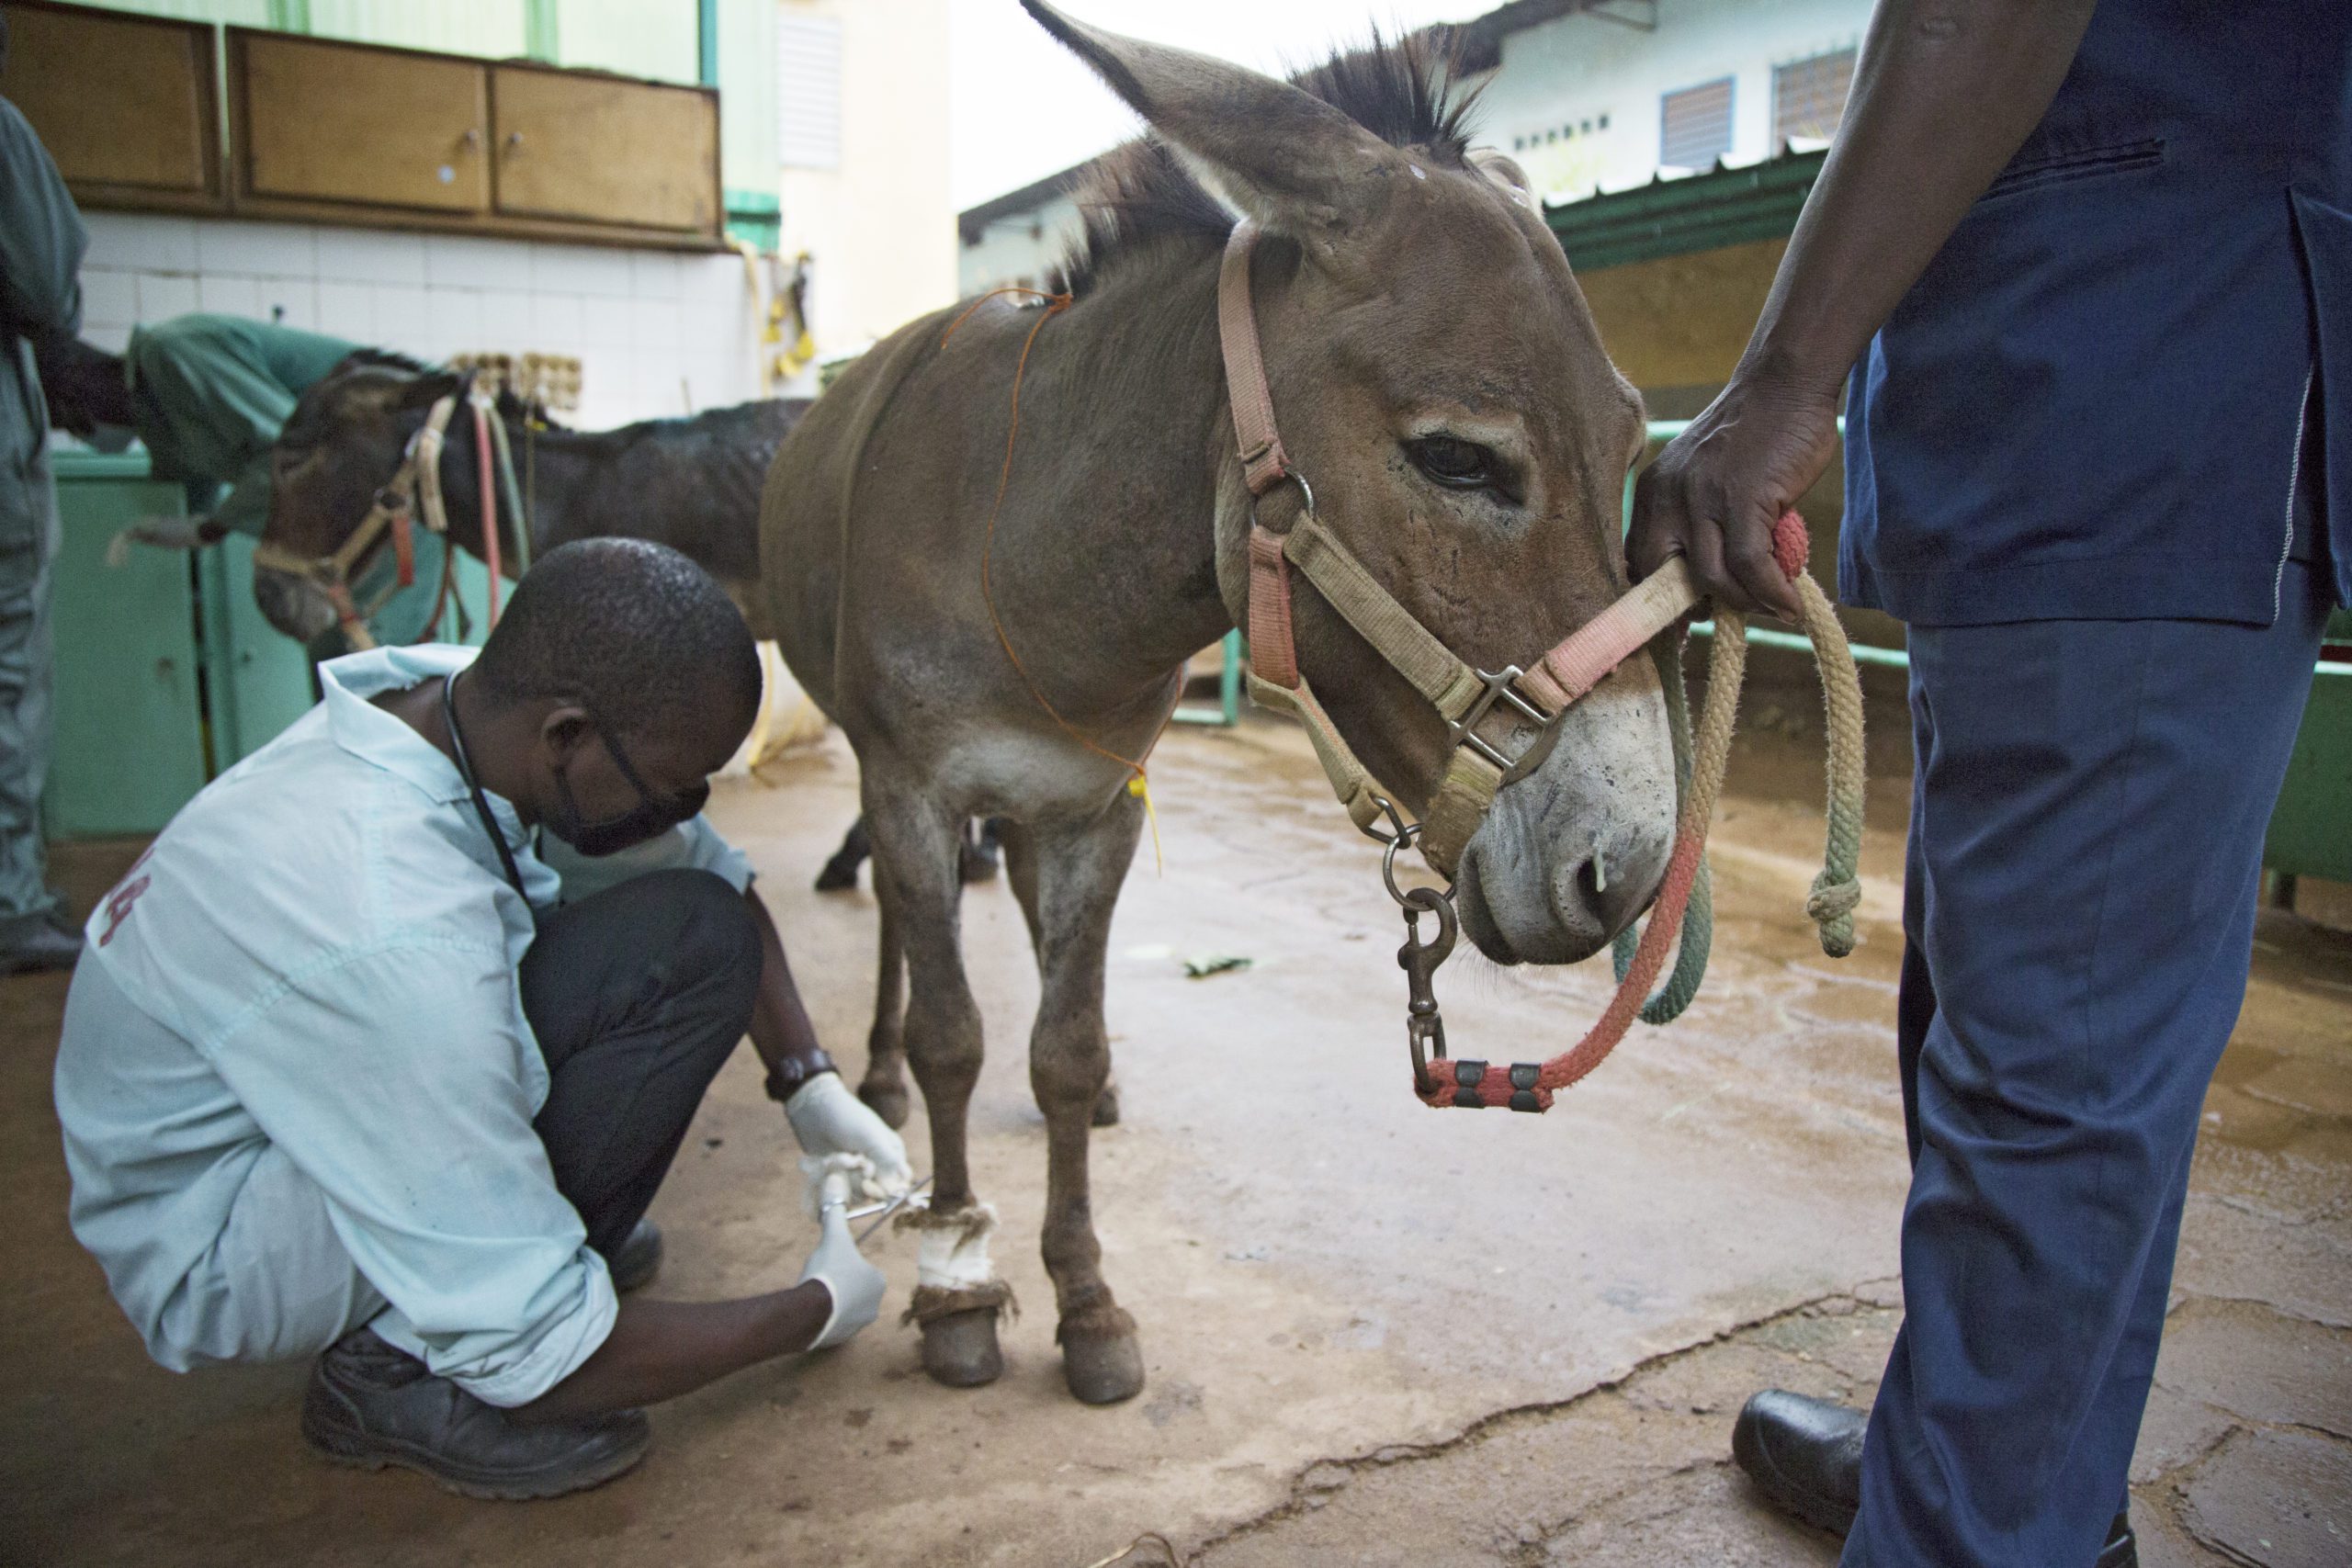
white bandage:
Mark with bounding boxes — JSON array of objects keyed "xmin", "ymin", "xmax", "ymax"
[{"xmin": 909, "ymin": 1201, "xmax": 1000, "ymax": 1292}]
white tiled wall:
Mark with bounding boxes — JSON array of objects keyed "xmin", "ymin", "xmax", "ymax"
[{"xmin": 77, "ymin": 213, "xmax": 764, "ymax": 430}]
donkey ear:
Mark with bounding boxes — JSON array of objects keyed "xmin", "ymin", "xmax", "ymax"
[{"xmin": 1022, "ymin": 1, "xmax": 1400, "ymax": 240}]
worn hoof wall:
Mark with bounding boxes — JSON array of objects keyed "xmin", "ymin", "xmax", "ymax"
[
  {"xmin": 813, "ymin": 858, "xmax": 861, "ymax": 893},
  {"xmin": 1091, "ymin": 1086, "xmax": 1121, "ymax": 1127},
  {"xmin": 921, "ymin": 1308, "xmax": 1003, "ymax": 1389},
  {"xmin": 858, "ymin": 1078, "xmax": 911, "ymax": 1131},
  {"xmin": 1060, "ymin": 1328, "xmax": 1144, "ymax": 1405}
]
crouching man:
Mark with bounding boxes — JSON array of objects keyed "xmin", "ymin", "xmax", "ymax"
[{"xmin": 54, "ymin": 539, "xmax": 907, "ymax": 1498}]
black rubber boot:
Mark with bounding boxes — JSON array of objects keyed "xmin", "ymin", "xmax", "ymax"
[
  {"xmin": 301, "ymin": 1327, "xmax": 649, "ymax": 1500},
  {"xmin": 815, "ymin": 818, "xmax": 871, "ymax": 892},
  {"xmin": 607, "ymin": 1219, "xmax": 663, "ymax": 1293},
  {"xmin": 1732, "ymin": 1391, "xmax": 2137, "ymax": 1562},
  {"xmin": 956, "ymin": 818, "xmax": 1004, "ymax": 885},
  {"xmin": 0, "ymin": 919, "xmax": 82, "ymax": 976}
]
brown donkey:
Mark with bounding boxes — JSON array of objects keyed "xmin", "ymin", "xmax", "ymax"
[{"xmin": 758, "ymin": 3, "xmax": 1678, "ymax": 1404}]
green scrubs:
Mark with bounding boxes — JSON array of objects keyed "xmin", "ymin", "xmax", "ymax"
[
  {"xmin": 0, "ymin": 96, "xmax": 85, "ymax": 945},
  {"xmin": 124, "ymin": 314, "xmax": 359, "ymax": 540}
]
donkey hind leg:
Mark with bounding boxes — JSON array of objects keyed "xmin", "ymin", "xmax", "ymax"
[
  {"xmin": 855, "ymin": 881, "xmax": 912, "ymax": 1131},
  {"xmin": 867, "ymin": 792, "xmax": 1005, "ymax": 1388},
  {"xmin": 815, "ymin": 814, "xmax": 872, "ymax": 893},
  {"xmin": 1026, "ymin": 794, "xmax": 1148, "ymax": 1404},
  {"xmin": 1001, "ymin": 822, "xmax": 1122, "ymax": 1131}
]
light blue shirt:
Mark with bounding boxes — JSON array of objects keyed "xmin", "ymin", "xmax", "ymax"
[{"xmin": 53, "ymin": 645, "xmax": 750, "ymax": 1406}]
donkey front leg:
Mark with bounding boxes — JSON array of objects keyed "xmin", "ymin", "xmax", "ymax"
[
  {"xmin": 866, "ymin": 791, "xmax": 1006, "ymax": 1388},
  {"xmin": 1021, "ymin": 795, "xmax": 1148, "ymax": 1404}
]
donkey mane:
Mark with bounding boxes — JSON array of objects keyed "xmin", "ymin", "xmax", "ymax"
[{"xmin": 1052, "ymin": 27, "xmax": 1481, "ymax": 297}]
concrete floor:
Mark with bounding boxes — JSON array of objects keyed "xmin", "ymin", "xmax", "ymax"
[{"xmin": 5, "ymin": 668, "xmax": 2347, "ymax": 1566}]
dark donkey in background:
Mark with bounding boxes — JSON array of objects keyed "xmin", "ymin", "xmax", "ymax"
[
  {"xmin": 253, "ymin": 353, "xmax": 1002, "ymax": 894},
  {"xmin": 254, "ymin": 352, "xmax": 798, "ymax": 644}
]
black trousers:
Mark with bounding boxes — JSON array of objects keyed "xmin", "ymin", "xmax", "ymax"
[{"xmin": 517, "ymin": 869, "xmax": 758, "ymax": 1259}]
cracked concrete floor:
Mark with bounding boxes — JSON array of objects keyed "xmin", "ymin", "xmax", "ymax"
[{"xmin": 5, "ymin": 660, "xmax": 2346, "ymax": 1566}]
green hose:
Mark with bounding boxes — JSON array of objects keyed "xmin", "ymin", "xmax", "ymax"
[{"xmin": 1612, "ymin": 636, "xmax": 1713, "ymax": 1023}]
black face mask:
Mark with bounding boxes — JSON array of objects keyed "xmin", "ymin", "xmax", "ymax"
[{"xmin": 542, "ymin": 718, "xmax": 709, "ymax": 858}]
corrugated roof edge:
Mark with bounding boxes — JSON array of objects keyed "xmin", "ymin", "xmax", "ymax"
[{"xmin": 1545, "ymin": 144, "xmax": 1827, "ymax": 272}]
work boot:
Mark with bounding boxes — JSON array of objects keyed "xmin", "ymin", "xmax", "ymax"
[
  {"xmin": 1, "ymin": 919, "xmax": 82, "ymax": 976},
  {"xmin": 608, "ymin": 1219, "xmax": 663, "ymax": 1293},
  {"xmin": 1732, "ymin": 1391, "xmax": 2138, "ymax": 1562},
  {"xmin": 302, "ymin": 1326, "xmax": 649, "ymax": 1500},
  {"xmin": 1733, "ymin": 1390, "xmax": 1866, "ymax": 1534}
]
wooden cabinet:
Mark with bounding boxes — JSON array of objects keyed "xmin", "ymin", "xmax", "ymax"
[
  {"xmin": 3, "ymin": 3, "xmax": 725, "ymax": 248},
  {"xmin": 232, "ymin": 31, "xmax": 491, "ymax": 214},
  {"xmin": 492, "ymin": 66, "xmax": 719, "ymax": 234},
  {"xmin": 1, "ymin": 2, "xmax": 220, "ymax": 209}
]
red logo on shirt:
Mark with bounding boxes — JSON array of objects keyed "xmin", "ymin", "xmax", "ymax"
[{"xmin": 96, "ymin": 850, "xmax": 155, "ymax": 949}]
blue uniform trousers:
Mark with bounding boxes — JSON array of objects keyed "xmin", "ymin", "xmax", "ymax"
[{"xmin": 1842, "ymin": 561, "xmax": 2333, "ymax": 1567}]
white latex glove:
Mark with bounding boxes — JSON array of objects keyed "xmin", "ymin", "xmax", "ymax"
[
  {"xmin": 797, "ymin": 1168, "xmax": 888, "ymax": 1350},
  {"xmin": 785, "ymin": 1072, "xmax": 913, "ymax": 1197}
]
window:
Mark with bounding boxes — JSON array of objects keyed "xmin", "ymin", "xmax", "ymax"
[
  {"xmin": 1660, "ymin": 76, "xmax": 1734, "ymax": 171},
  {"xmin": 777, "ymin": 15, "xmax": 842, "ymax": 170},
  {"xmin": 1774, "ymin": 48, "xmax": 1856, "ymax": 145}
]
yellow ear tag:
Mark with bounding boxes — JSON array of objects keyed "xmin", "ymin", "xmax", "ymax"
[{"xmin": 1128, "ymin": 771, "xmax": 1163, "ymax": 874}]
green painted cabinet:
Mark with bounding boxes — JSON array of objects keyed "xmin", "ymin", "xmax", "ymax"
[
  {"xmin": 198, "ymin": 532, "xmax": 322, "ymax": 770},
  {"xmin": 46, "ymin": 455, "xmax": 212, "ymax": 836}
]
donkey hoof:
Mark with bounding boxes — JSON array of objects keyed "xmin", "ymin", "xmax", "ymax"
[
  {"xmin": 858, "ymin": 1077, "xmax": 911, "ymax": 1131},
  {"xmin": 1060, "ymin": 1326, "xmax": 1145, "ymax": 1405},
  {"xmin": 1091, "ymin": 1084, "xmax": 1121, "ymax": 1127},
  {"xmin": 813, "ymin": 855, "xmax": 861, "ymax": 893},
  {"xmin": 921, "ymin": 1307, "xmax": 1004, "ymax": 1389}
]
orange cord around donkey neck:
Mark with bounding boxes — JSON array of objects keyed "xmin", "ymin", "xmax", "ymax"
[{"xmin": 941, "ymin": 288, "xmax": 1165, "ymax": 870}]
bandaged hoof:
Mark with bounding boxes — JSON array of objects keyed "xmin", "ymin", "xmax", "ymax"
[
  {"xmin": 1091, "ymin": 1082, "xmax": 1121, "ymax": 1127},
  {"xmin": 857, "ymin": 1074, "xmax": 911, "ymax": 1131},
  {"xmin": 899, "ymin": 1201, "xmax": 1012, "ymax": 1388},
  {"xmin": 918, "ymin": 1303, "xmax": 1005, "ymax": 1388},
  {"xmin": 1057, "ymin": 1303, "xmax": 1143, "ymax": 1405}
]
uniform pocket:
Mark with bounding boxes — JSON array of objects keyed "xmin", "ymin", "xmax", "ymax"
[{"xmin": 1980, "ymin": 138, "xmax": 2166, "ymax": 203}]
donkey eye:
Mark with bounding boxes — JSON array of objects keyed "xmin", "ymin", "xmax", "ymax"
[{"xmin": 1406, "ymin": 435, "xmax": 1498, "ymax": 491}]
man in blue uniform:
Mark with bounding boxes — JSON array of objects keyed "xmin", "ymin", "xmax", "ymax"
[{"xmin": 1629, "ymin": 3, "xmax": 2347, "ymax": 1565}]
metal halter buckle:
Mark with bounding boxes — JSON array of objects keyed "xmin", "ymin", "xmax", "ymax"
[{"xmin": 1446, "ymin": 665, "xmax": 1555, "ymax": 775}]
